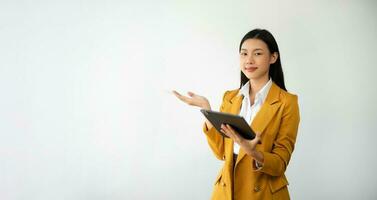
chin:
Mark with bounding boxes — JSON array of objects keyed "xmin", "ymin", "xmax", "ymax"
[
  {"xmin": 243, "ymin": 72, "xmax": 257, "ymax": 79},
  {"xmin": 245, "ymin": 73, "xmax": 265, "ymax": 81}
]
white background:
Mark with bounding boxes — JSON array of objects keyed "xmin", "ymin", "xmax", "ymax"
[{"xmin": 1, "ymin": 0, "xmax": 377, "ymax": 199}]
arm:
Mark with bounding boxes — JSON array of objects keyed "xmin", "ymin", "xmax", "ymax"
[
  {"xmin": 202, "ymin": 91, "xmax": 229, "ymax": 161},
  {"xmin": 255, "ymin": 95, "xmax": 300, "ymax": 176}
]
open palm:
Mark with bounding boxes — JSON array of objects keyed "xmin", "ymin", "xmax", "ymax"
[{"xmin": 172, "ymin": 90, "xmax": 210, "ymax": 110}]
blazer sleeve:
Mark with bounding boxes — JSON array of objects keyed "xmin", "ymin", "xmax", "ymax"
[
  {"xmin": 202, "ymin": 91, "xmax": 229, "ymax": 161},
  {"xmin": 256, "ymin": 94, "xmax": 300, "ymax": 176}
]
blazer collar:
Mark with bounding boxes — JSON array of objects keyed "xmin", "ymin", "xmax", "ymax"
[
  {"xmin": 225, "ymin": 82, "xmax": 282, "ymax": 166},
  {"xmin": 228, "ymin": 81, "xmax": 280, "ymax": 106}
]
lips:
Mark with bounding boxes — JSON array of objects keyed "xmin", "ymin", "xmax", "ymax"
[{"xmin": 246, "ymin": 67, "xmax": 257, "ymax": 72}]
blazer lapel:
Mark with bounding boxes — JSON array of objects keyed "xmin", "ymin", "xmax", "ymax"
[
  {"xmin": 225, "ymin": 93, "xmax": 243, "ymax": 164},
  {"xmin": 235, "ymin": 82, "xmax": 282, "ymax": 166},
  {"xmin": 229, "ymin": 94, "xmax": 243, "ymax": 115}
]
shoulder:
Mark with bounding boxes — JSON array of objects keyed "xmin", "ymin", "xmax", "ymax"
[
  {"xmin": 221, "ymin": 88, "xmax": 240, "ymax": 101},
  {"xmin": 279, "ymin": 88, "xmax": 298, "ymax": 105},
  {"xmin": 274, "ymin": 85, "xmax": 300, "ymax": 117},
  {"xmin": 264, "ymin": 81, "xmax": 297, "ymax": 104}
]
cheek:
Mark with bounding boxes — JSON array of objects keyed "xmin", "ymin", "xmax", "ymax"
[
  {"xmin": 259, "ymin": 64, "xmax": 270, "ymax": 72},
  {"xmin": 239, "ymin": 61, "xmax": 245, "ymax": 69},
  {"xmin": 258, "ymin": 56, "xmax": 269, "ymax": 64},
  {"xmin": 240, "ymin": 65, "xmax": 248, "ymax": 74},
  {"xmin": 259, "ymin": 58, "xmax": 271, "ymax": 69}
]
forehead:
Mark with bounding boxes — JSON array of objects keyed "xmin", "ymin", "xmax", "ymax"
[{"xmin": 240, "ymin": 39, "xmax": 268, "ymax": 51}]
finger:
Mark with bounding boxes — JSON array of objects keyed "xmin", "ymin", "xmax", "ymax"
[
  {"xmin": 221, "ymin": 124, "xmax": 235, "ymax": 139},
  {"xmin": 176, "ymin": 94, "xmax": 188, "ymax": 102},
  {"xmin": 220, "ymin": 127, "xmax": 231, "ymax": 137},
  {"xmin": 226, "ymin": 124, "xmax": 242, "ymax": 142},
  {"xmin": 255, "ymin": 134, "xmax": 262, "ymax": 144},
  {"xmin": 221, "ymin": 129, "xmax": 231, "ymax": 138},
  {"xmin": 172, "ymin": 90, "xmax": 181, "ymax": 97},
  {"xmin": 255, "ymin": 131, "xmax": 262, "ymax": 137},
  {"xmin": 173, "ymin": 91, "xmax": 192, "ymax": 104},
  {"xmin": 222, "ymin": 124, "xmax": 241, "ymax": 144},
  {"xmin": 251, "ymin": 136, "xmax": 261, "ymax": 146},
  {"xmin": 252, "ymin": 131, "xmax": 262, "ymax": 144},
  {"xmin": 256, "ymin": 134, "xmax": 261, "ymax": 140},
  {"xmin": 221, "ymin": 124, "xmax": 232, "ymax": 134},
  {"xmin": 173, "ymin": 90, "xmax": 186, "ymax": 100},
  {"xmin": 187, "ymin": 91, "xmax": 195, "ymax": 97}
]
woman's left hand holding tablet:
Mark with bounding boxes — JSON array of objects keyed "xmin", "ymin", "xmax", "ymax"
[{"xmin": 220, "ymin": 124, "xmax": 264, "ymax": 164}]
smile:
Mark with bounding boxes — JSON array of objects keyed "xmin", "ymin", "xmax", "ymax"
[{"xmin": 246, "ymin": 67, "xmax": 257, "ymax": 72}]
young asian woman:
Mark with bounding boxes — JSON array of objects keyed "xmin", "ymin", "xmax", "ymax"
[{"xmin": 173, "ymin": 28, "xmax": 300, "ymax": 200}]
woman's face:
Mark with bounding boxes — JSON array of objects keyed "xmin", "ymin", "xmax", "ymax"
[{"xmin": 239, "ymin": 38, "xmax": 278, "ymax": 81}]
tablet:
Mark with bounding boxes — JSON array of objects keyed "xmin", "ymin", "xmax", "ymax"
[{"xmin": 200, "ymin": 109, "xmax": 256, "ymax": 140}]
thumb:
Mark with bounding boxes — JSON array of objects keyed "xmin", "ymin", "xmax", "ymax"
[
  {"xmin": 255, "ymin": 134, "xmax": 262, "ymax": 144},
  {"xmin": 187, "ymin": 91, "xmax": 195, "ymax": 97}
]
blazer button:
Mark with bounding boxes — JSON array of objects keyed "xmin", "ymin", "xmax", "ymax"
[
  {"xmin": 254, "ymin": 186, "xmax": 261, "ymax": 192},
  {"xmin": 221, "ymin": 182, "xmax": 226, "ymax": 187}
]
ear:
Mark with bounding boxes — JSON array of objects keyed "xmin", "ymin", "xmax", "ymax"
[{"xmin": 269, "ymin": 52, "xmax": 278, "ymax": 64}]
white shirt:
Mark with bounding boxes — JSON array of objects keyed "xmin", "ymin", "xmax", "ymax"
[{"xmin": 233, "ymin": 78, "xmax": 273, "ymax": 154}]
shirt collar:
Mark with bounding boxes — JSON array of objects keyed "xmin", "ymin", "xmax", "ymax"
[{"xmin": 238, "ymin": 78, "xmax": 273, "ymax": 104}]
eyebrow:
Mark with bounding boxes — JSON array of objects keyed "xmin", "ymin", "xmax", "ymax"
[{"xmin": 240, "ymin": 48, "xmax": 264, "ymax": 51}]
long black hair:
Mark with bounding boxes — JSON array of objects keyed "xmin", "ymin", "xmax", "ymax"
[{"xmin": 239, "ymin": 29, "xmax": 286, "ymax": 91}]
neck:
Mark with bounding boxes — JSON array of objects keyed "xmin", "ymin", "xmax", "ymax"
[{"xmin": 248, "ymin": 75, "xmax": 269, "ymax": 95}]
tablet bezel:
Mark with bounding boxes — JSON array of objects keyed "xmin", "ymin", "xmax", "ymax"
[{"xmin": 200, "ymin": 109, "xmax": 256, "ymax": 140}]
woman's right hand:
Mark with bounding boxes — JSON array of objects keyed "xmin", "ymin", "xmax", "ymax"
[
  {"xmin": 172, "ymin": 90, "xmax": 214, "ymax": 129},
  {"xmin": 172, "ymin": 90, "xmax": 211, "ymax": 110}
]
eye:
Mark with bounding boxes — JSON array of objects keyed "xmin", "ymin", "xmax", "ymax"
[
  {"xmin": 240, "ymin": 52, "xmax": 247, "ymax": 56},
  {"xmin": 254, "ymin": 52, "xmax": 262, "ymax": 56}
]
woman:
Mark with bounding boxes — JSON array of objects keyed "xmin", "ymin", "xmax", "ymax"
[{"xmin": 173, "ymin": 28, "xmax": 300, "ymax": 200}]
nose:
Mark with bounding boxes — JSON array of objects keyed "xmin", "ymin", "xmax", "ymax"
[{"xmin": 246, "ymin": 54, "xmax": 254, "ymax": 64}]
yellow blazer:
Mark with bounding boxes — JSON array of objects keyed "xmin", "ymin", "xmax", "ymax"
[{"xmin": 203, "ymin": 82, "xmax": 300, "ymax": 200}]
